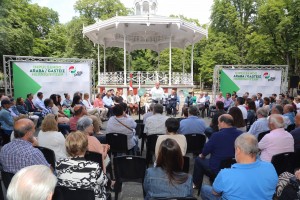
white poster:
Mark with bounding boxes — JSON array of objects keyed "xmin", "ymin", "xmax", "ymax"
[
  {"xmin": 221, "ymin": 69, "xmax": 282, "ymax": 97},
  {"xmin": 13, "ymin": 62, "xmax": 91, "ymax": 99}
]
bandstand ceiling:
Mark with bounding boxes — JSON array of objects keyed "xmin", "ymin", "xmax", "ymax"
[{"xmin": 83, "ymin": 14, "xmax": 208, "ymax": 53}]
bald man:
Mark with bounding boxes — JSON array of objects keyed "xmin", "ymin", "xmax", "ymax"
[
  {"xmin": 258, "ymin": 114, "xmax": 294, "ymax": 162},
  {"xmin": 0, "ymin": 119, "xmax": 49, "ymax": 173},
  {"xmin": 150, "ymin": 82, "xmax": 164, "ymax": 103},
  {"xmin": 291, "ymin": 113, "xmax": 300, "ymax": 150},
  {"xmin": 193, "ymin": 114, "xmax": 243, "ymax": 192}
]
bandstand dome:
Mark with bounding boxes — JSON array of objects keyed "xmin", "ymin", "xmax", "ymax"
[{"xmin": 82, "ymin": 0, "xmax": 208, "ymax": 86}]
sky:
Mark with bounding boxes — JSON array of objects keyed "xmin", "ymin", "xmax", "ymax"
[{"xmin": 31, "ymin": 0, "xmax": 214, "ymax": 24}]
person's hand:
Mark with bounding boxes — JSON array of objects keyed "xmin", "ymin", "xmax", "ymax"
[
  {"xmin": 31, "ymin": 137, "xmax": 39, "ymax": 147},
  {"xmin": 295, "ymin": 170, "xmax": 300, "ymax": 180}
]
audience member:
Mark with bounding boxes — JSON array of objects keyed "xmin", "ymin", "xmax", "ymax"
[
  {"xmin": 224, "ymin": 93, "xmax": 233, "ymax": 111},
  {"xmin": 155, "ymin": 118, "xmax": 187, "ymax": 158},
  {"xmin": 201, "ymin": 133, "xmax": 278, "ymax": 200},
  {"xmin": 178, "ymin": 105, "xmax": 206, "ymax": 134},
  {"xmin": 56, "ymin": 131, "xmax": 108, "ymax": 200},
  {"xmin": 33, "ymin": 92, "xmax": 46, "ymax": 111},
  {"xmin": 0, "ymin": 119, "xmax": 49, "ymax": 173},
  {"xmin": 127, "ymin": 90, "xmax": 139, "ymax": 115},
  {"xmin": 248, "ymin": 107, "xmax": 270, "ymax": 137},
  {"xmin": 144, "ymin": 104, "xmax": 168, "ymax": 135},
  {"xmin": 41, "ymin": 98, "xmax": 54, "ymax": 118},
  {"xmin": 228, "ymin": 107, "xmax": 246, "ymax": 132},
  {"xmin": 7, "ymin": 165, "xmax": 57, "ymax": 200},
  {"xmin": 37, "ymin": 114, "xmax": 67, "ymax": 161},
  {"xmin": 215, "ymin": 92, "xmax": 225, "ymax": 103},
  {"xmin": 106, "ymin": 104, "xmax": 138, "ymax": 152},
  {"xmin": 140, "ymin": 93, "xmax": 151, "ymax": 114},
  {"xmin": 25, "ymin": 93, "xmax": 41, "ymax": 113},
  {"xmin": 16, "ymin": 97, "xmax": 40, "ymax": 126},
  {"xmin": 143, "ymin": 103, "xmax": 154, "ymax": 124},
  {"xmin": 49, "ymin": 94, "xmax": 69, "ymax": 124},
  {"xmin": 144, "ymin": 139, "xmax": 193, "ymax": 199},
  {"xmin": 62, "ymin": 93, "xmax": 72, "ymax": 108},
  {"xmin": 258, "ymin": 114, "xmax": 294, "ymax": 162},
  {"xmin": 205, "ymin": 101, "xmax": 226, "ymax": 138},
  {"xmin": 283, "ymin": 104, "xmax": 295, "ymax": 126},
  {"xmin": 192, "ymin": 114, "xmax": 242, "ymax": 190},
  {"xmin": 290, "ymin": 113, "xmax": 300, "ymax": 150},
  {"xmin": 256, "ymin": 93, "xmax": 264, "ymax": 107},
  {"xmin": 77, "ymin": 116, "xmax": 110, "ymax": 167},
  {"xmin": 235, "ymin": 97, "xmax": 247, "ymax": 120},
  {"xmin": 263, "ymin": 97, "xmax": 271, "ymax": 112},
  {"xmin": 0, "ymin": 99, "xmax": 14, "ymax": 144},
  {"xmin": 166, "ymin": 90, "xmax": 179, "ymax": 116},
  {"xmin": 103, "ymin": 90, "xmax": 114, "ymax": 117},
  {"xmin": 246, "ymin": 99, "xmax": 257, "ymax": 128},
  {"xmin": 93, "ymin": 93, "xmax": 109, "ymax": 121}
]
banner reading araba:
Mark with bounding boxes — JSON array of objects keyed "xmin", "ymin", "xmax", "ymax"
[
  {"xmin": 13, "ymin": 62, "xmax": 91, "ymax": 99},
  {"xmin": 220, "ymin": 69, "xmax": 282, "ymax": 97}
]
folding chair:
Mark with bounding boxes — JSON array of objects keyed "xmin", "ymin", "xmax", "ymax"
[
  {"xmin": 182, "ymin": 156, "xmax": 190, "ymax": 173},
  {"xmin": 257, "ymin": 130, "xmax": 270, "ymax": 142},
  {"xmin": 106, "ymin": 133, "xmax": 128, "ymax": 156},
  {"xmin": 146, "ymin": 134, "xmax": 163, "ymax": 166},
  {"xmin": 135, "ymin": 121, "xmax": 146, "ymax": 154},
  {"xmin": 113, "ymin": 156, "xmax": 146, "ymax": 200},
  {"xmin": 85, "ymin": 151, "xmax": 103, "ymax": 169},
  {"xmin": 52, "ymin": 185, "xmax": 95, "ymax": 200},
  {"xmin": 1, "ymin": 171, "xmax": 14, "ymax": 189},
  {"xmin": 35, "ymin": 146, "xmax": 56, "ymax": 169},
  {"xmin": 271, "ymin": 152, "xmax": 296, "ymax": 175},
  {"xmin": 184, "ymin": 134, "xmax": 206, "ymax": 155}
]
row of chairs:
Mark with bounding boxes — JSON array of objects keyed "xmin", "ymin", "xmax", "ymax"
[{"xmin": 1, "ymin": 155, "xmax": 194, "ymax": 200}]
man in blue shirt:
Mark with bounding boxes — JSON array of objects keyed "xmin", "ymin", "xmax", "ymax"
[
  {"xmin": 178, "ymin": 106, "xmax": 206, "ymax": 134},
  {"xmin": 0, "ymin": 99, "xmax": 14, "ymax": 144},
  {"xmin": 103, "ymin": 90, "xmax": 114, "ymax": 117},
  {"xmin": 201, "ymin": 133, "xmax": 278, "ymax": 200},
  {"xmin": 192, "ymin": 114, "xmax": 242, "ymax": 191},
  {"xmin": 33, "ymin": 92, "xmax": 46, "ymax": 111}
]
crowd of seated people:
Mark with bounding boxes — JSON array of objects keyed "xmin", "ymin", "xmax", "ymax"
[{"xmin": 1, "ymin": 89, "xmax": 300, "ymax": 199}]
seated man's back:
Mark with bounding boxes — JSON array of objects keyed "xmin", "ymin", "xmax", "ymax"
[
  {"xmin": 258, "ymin": 114, "xmax": 294, "ymax": 162},
  {"xmin": 178, "ymin": 105, "xmax": 206, "ymax": 134},
  {"xmin": 144, "ymin": 104, "xmax": 168, "ymax": 135},
  {"xmin": 213, "ymin": 160, "xmax": 277, "ymax": 200},
  {"xmin": 0, "ymin": 119, "xmax": 49, "ymax": 174}
]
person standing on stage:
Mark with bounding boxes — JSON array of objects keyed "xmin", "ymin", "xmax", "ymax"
[{"xmin": 150, "ymin": 82, "xmax": 164, "ymax": 104}]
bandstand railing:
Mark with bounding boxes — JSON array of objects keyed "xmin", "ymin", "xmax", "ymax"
[{"xmin": 98, "ymin": 71, "xmax": 192, "ymax": 85}]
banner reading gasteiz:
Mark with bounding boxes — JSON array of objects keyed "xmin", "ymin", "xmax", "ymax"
[
  {"xmin": 220, "ymin": 69, "xmax": 282, "ymax": 97},
  {"xmin": 13, "ymin": 62, "xmax": 91, "ymax": 99}
]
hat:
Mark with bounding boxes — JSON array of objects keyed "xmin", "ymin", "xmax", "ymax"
[{"xmin": 1, "ymin": 99, "xmax": 11, "ymax": 105}]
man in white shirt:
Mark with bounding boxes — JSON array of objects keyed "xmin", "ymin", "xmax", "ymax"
[
  {"xmin": 127, "ymin": 90, "xmax": 138, "ymax": 115},
  {"xmin": 82, "ymin": 93, "xmax": 103, "ymax": 128},
  {"xmin": 236, "ymin": 97, "xmax": 247, "ymax": 120},
  {"xmin": 150, "ymin": 82, "xmax": 164, "ymax": 104}
]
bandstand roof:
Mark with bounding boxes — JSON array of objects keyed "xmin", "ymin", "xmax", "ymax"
[{"xmin": 82, "ymin": 14, "xmax": 208, "ymax": 53}]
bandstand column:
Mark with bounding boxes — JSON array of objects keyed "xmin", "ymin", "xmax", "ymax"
[
  {"xmin": 97, "ymin": 44, "xmax": 100, "ymax": 86},
  {"xmin": 123, "ymin": 34, "xmax": 127, "ymax": 86},
  {"xmin": 169, "ymin": 36, "xmax": 172, "ymax": 86},
  {"xmin": 103, "ymin": 45, "xmax": 106, "ymax": 84},
  {"xmin": 191, "ymin": 43, "xmax": 194, "ymax": 86}
]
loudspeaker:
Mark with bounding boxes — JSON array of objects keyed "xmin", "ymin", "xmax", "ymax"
[{"xmin": 290, "ymin": 76, "xmax": 299, "ymax": 88}]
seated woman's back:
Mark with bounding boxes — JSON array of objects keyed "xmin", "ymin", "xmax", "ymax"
[
  {"xmin": 56, "ymin": 131, "xmax": 108, "ymax": 200},
  {"xmin": 144, "ymin": 138, "xmax": 193, "ymax": 199},
  {"xmin": 144, "ymin": 166, "xmax": 192, "ymax": 199}
]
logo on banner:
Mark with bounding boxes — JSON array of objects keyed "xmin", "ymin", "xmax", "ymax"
[
  {"xmin": 68, "ymin": 66, "xmax": 83, "ymax": 77},
  {"xmin": 263, "ymin": 72, "xmax": 276, "ymax": 81}
]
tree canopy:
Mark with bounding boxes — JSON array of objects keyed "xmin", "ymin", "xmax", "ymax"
[{"xmin": 0, "ymin": 0, "xmax": 299, "ymax": 87}]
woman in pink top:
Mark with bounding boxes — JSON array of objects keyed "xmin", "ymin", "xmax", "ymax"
[
  {"xmin": 94, "ymin": 93, "xmax": 109, "ymax": 121},
  {"xmin": 77, "ymin": 116, "xmax": 110, "ymax": 167}
]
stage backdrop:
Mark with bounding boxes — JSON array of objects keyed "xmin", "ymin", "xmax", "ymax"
[
  {"xmin": 220, "ymin": 69, "xmax": 282, "ymax": 97},
  {"xmin": 13, "ymin": 62, "xmax": 91, "ymax": 99}
]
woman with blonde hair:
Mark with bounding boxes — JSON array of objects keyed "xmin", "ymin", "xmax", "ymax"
[
  {"xmin": 144, "ymin": 138, "xmax": 193, "ymax": 199},
  {"xmin": 37, "ymin": 114, "xmax": 67, "ymax": 161},
  {"xmin": 56, "ymin": 131, "xmax": 108, "ymax": 200}
]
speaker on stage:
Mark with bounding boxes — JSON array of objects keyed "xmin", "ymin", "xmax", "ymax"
[{"xmin": 290, "ymin": 76, "xmax": 299, "ymax": 88}]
